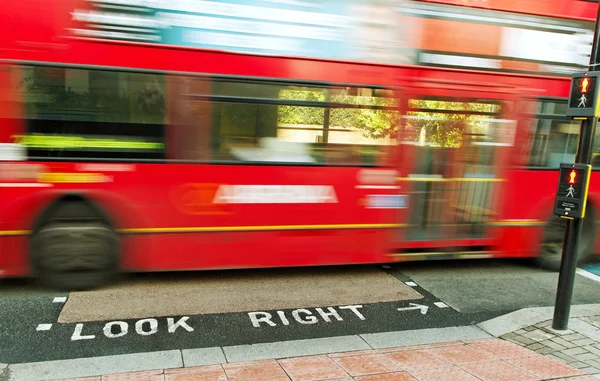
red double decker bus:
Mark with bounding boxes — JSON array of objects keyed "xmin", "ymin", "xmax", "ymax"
[{"xmin": 0, "ymin": 0, "xmax": 598, "ymax": 290}]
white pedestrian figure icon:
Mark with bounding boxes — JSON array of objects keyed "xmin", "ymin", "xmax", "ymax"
[
  {"xmin": 567, "ymin": 184, "xmax": 575, "ymax": 197},
  {"xmin": 579, "ymin": 94, "xmax": 587, "ymax": 107}
]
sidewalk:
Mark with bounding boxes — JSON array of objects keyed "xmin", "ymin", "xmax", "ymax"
[
  {"xmin": 53, "ymin": 338, "xmax": 596, "ymax": 381},
  {"xmin": 4, "ymin": 305, "xmax": 600, "ymax": 381}
]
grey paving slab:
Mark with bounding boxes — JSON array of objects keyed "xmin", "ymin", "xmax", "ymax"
[
  {"xmin": 223, "ymin": 335, "xmax": 371, "ymax": 363},
  {"xmin": 477, "ymin": 308, "xmax": 548, "ymax": 337},
  {"xmin": 360, "ymin": 325, "xmax": 491, "ymax": 349},
  {"xmin": 182, "ymin": 347, "xmax": 226, "ymax": 367},
  {"xmin": 571, "ymin": 305, "xmax": 600, "ymax": 318},
  {"xmin": 571, "ymin": 319, "xmax": 600, "ymax": 342},
  {"xmin": 7, "ymin": 350, "xmax": 182, "ymax": 381}
]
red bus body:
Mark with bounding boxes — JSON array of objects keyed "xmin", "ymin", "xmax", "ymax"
[{"xmin": 0, "ymin": 0, "xmax": 598, "ymax": 284}]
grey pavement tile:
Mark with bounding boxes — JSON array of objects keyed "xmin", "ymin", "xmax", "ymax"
[
  {"xmin": 552, "ymin": 351, "xmax": 578, "ymax": 363},
  {"xmin": 569, "ymin": 305, "xmax": 600, "ymax": 318},
  {"xmin": 571, "ymin": 319, "xmax": 600, "ymax": 342},
  {"xmin": 181, "ymin": 347, "xmax": 226, "ymax": 367},
  {"xmin": 573, "ymin": 352, "xmax": 600, "ymax": 362},
  {"xmin": 361, "ymin": 325, "xmax": 490, "ymax": 349},
  {"xmin": 581, "ymin": 367, "xmax": 600, "ymax": 374},
  {"xmin": 535, "ymin": 347, "xmax": 556, "ymax": 355},
  {"xmin": 551, "ymin": 337, "xmax": 578, "ymax": 349},
  {"xmin": 535, "ymin": 320, "xmax": 552, "ymax": 328},
  {"xmin": 223, "ymin": 335, "xmax": 371, "ymax": 362},
  {"xmin": 523, "ymin": 329, "xmax": 555, "ymax": 342},
  {"xmin": 477, "ymin": 309, "xmax": 548, "ymax": 337},
  {"xmin": 563, "ymin": 333, "xmax": 589, "ymax": 342},
  {"xmin": 544, "ymin": 327, "xmax": 576, "ymax": 335},
  {"xmin": 540, "ymin": 339, "xmax": 567, "ymax": 351},
  {"xmin": 512, "ymin": 335, "xmax": 536, "ymax": 345},
  {"xmin": 573, "ymin": 338, "xmax": 599, "ymax": 347},
  {"xmin": 7, "ymin": 350, "xmax": 182, "ymax": 381},
  {"xmin": 585, "ymin": 359, "xmax": 600, "ymax": 369},
  {"xmin": 563, "ymin": 347, "xmax": 590, "ymax": 356},
  {"xmin": 584, "ymin": 346, "xmax": 600, "ymax": 356},
  {"xmin": 526, "ymin": 342, "xmax": 548, "ymax": 351},
  {"xmin": 570, "ymin": 361, "xmax": 591, "ymax": 369}
]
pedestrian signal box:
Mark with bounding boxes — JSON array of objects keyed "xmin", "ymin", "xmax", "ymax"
[
  {"xmin": 567, "ymin": 72, "xmax": 600, "ymax": 118},
  {"xmin": 553, "ymin": 163, "xmax": 592, "ymax": 219}
]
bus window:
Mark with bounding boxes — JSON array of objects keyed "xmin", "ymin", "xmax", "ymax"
[
  {"xmin": 527, "ymin": 100, "xmax": 578, "ymax": 169},
  {"xmin": 178, "ymin": 77, "xmax": 397, "ymax": 166},
  {"xmin": 18, "ymin": 65, "xmax": 167, "ymax": 161}
]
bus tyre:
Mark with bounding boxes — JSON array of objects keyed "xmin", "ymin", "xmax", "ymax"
[
  {"xmin": 30, "ymin": 219, "xmax": 119, "ymax": 291},
  {"xmin": 536, "ymin": 212, "xmax": 595, "ymax": 272}
]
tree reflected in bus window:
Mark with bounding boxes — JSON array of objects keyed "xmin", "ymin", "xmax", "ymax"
[
  {"xmin": 181, "ymin": 77, "xmax": 398, "ymax": 166},
  {"xmin": 19, "ymin": 65, "xmax": 166, "ymax": 161}
]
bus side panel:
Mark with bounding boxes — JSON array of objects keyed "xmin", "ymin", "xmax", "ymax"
[{"xmin": 496, "ymin": 168, "xmax": 600, "ymax": 260}]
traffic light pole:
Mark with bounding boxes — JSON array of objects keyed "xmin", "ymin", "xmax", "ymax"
[{"xmin": 552, "ymin": 5, "xmax": 600, "ymax": 331}]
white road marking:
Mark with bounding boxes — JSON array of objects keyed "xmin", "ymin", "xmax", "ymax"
[
  {"xmin": 53, "ymin": 297, "xmax": 67, "ymax": 303},
  {"xmin": 576, "ymin": 268, "xmax": 600, "ymax": 283},
  {"xmin": 36, "ymin": 324, "xmax": 52, "ymax": 331},
  {"xmin": 405, "ymin": 281, "xmax": 417, "ymax": 287},
  {"xmin": 434, "ymin": 302, "xmax": 449, "ymax": 308},
  {"xmin": 248, "ymin": 305, "xmax": 366, "ymax": 327},
  {"xmin": 397, "ymin": 303, "xmax": 429, "ymax": 315},
  {"xmin": 71, "ymin": 324, "xmax": 96, "ymax": 341}
]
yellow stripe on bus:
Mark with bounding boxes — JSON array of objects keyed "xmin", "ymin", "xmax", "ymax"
[
  {"xmin": 0, "ymin": 220, "xmax": 545, "ymax": 237},
  {"xmin": 0, "ymin": 230, "xmax": 30, "ymax": 236},
  {"xmin": 118, "ymin": 223, "xmax": 406, "ymax": 234},
  {"xmin": 397, "ymin": 177, "xmax": 506, "ymax": 183}
]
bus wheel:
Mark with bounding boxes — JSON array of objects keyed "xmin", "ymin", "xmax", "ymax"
[
  {"xmin": 30, "ymin": 201, "xmax": 119, "ymax": 290},
  {"xmin": 536, "ymin": 211, "xmax": 595, "ymax": 272}
]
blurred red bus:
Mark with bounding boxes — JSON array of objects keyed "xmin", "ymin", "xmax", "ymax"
[{"xmin": 0, "ymin": 0, "xmax": 599, "ymax": 290}]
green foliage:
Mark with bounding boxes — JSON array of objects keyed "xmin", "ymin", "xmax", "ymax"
[
  {"xmin": 277, "ymin": 90, "xmax": 498, "ymax": 145},
  {"xmin": 277, "ymin": 89, "xmax": 325, "ymax": 125},
  {"xmin": 407, "ymin": 100, "xmax": 499, "ymax": 147},
  {"xmin": 21, "ymin": 70, "xmax": 165, "ymax": 124},
  {"xmin": 277, "ymin": 89, "xmax": 397, "ymax": 140}
]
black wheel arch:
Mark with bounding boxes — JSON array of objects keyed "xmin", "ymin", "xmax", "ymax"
[
  {"xmin": 28, "ymin": 192, "xmax": 121, "ymax": 290},
  {"xmin": 31, "ymin": 192, "xmax": 116, "ymax": 233}
]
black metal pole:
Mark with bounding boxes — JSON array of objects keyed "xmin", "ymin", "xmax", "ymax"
[{"xmin": 552, "ymin": 4, "xmax": 600, "ymax": 331}]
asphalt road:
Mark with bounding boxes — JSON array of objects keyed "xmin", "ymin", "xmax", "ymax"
[{"xmin": 0, "ymin": 258, "xmax": 599, "ymax": 364}]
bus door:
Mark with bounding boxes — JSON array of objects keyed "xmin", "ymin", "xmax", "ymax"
[{"xmin": 396, "ymin": 87, "xmax": 517, "ymax": 244}]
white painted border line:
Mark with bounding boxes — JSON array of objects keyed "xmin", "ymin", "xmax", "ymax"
[
  {"xmin": 405, "ymin": 281, "xmax": 417, "ymax": 287},
  {"xmin": 577, "ymin": 268, "xmax": 600, "ymax": 283},
  {"xmin": 35, "ymin": 324, "xmax": 52, "ymax": 332},
  {"xmin": 52, "ymin": 297, "xmax": 67, "ymax": 303}
]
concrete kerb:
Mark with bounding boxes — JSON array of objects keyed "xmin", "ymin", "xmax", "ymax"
[
  {"xmin": 476, "ymin": 303, "xmax": 600, "ymax": 337},
  {"xmin": 3, "ymin": 304, "xmax": 600, "ymax": 381}
]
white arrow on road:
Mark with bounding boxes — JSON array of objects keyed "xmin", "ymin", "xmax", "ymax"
[{"xmin": 397, "ymin": 303, "xmax": 429, "ymax": 315}]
